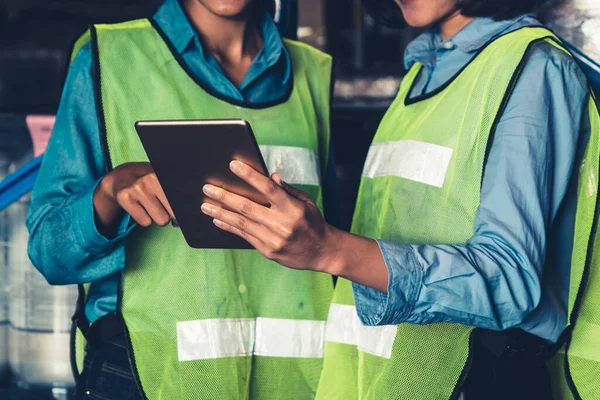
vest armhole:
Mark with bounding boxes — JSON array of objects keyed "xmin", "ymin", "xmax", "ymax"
[
  {"xmin": 89, "ymin": 24, "xmax": 113, "ymax": 173},
  {"xmin": 284, "ymin": 40, "xmax": 333, "ymax": 215},
  {"xmin": 563, "ymin": 96, "xmax": 600, "ymax": 400},
  {"xmin": 482, "ymin": 33, "xmax": 597, "ymax": 192},
  {"xmin": 479, "ymin": 36, "xmax": 553, "ymax": 188},
  {"xmin": 320, "ymin": 56, "xmax": 336, "ymax": 226},
  {"xmin": 564, "ymin": 154, "xmax": 600, "ymax": 400}
]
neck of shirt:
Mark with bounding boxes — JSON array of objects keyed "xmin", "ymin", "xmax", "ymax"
[
  {"xmin": 404, "ymin": 14, "xmax": 541, "ymax": 97},
  {"xmin": 151, "ymin": 0, "xmax": 291, "ymax": 104}
]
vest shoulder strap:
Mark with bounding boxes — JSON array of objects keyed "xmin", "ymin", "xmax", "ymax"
[
  {"xmin": 89, "ymin": 20, "xmax": 333, "ymax": 85},
  {"xmin": 283, "ymin": 38, "xmax": 332, "ymax": 65},
  {"xmin": 94, "ymin": 18, "xmax": 152, "ymax": 33},
  {"xmin": 91, "ymin": 19, "xmax": 159, "ymax": 56},
  {"xmin": 283, "ymin": 38, "xmax": 333, "ymax": 90}
]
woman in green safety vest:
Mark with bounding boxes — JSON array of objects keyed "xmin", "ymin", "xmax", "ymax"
[
  {"xmin": 28, "ymin": 0, "xmax": 336, "ymax": 399},
  {"xmin": 203, "ymin": 0, "xmax": 600, "ymax": 399}
]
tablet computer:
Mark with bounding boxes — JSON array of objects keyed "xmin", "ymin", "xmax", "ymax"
[{"xmin": 135, "ymin": 119, "xmax": 269, "ymax": 249}]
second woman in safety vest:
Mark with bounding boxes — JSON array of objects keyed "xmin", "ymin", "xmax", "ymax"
[{"xmin": 202, "ymin": 0, "xmax": 600, "ymax": 398}]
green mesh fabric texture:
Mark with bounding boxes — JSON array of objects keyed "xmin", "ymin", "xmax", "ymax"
[
  {"xmin": 318, "ymin": 28, "xmax": 563, "ymax": 400},
  {"xmin": 94, "ymin": 19, "xmax": 333, "ymax": 399},
  {"xmin": 550, "ymin": 353, "xmax": 576, "ymax": 400},
  {"xmin": 561, "ymin": 97, "xmax": 600, "ymax": 400},
  {"xmin": 316, "ymin": 279, "xmax": 358, "ymax": 400}
]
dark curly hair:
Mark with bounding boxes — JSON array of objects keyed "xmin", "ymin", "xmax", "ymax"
[
  {"xmin": 361, "ymin": 0, "xmax": 539, "ymax": 26},
  {"xmin": 457, "ymin": 0, "xmax": 539, "ymax": 20}
]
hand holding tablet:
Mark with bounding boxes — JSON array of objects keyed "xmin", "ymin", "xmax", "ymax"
[{"xmin": 136, "ymin": 119, "xmax": 268, "ymax": 249}]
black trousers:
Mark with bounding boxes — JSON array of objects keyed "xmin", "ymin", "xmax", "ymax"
[
  {"xmin": 74, "ymin": 333, "xmax": 143, "ymax": 400},
  {"xmin": 461, "ymin": 331, "xmax": 554, "ymax": 400}
]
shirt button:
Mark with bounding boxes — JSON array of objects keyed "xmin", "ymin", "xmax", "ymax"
[
  {"xmin": 443, "ymin": 41, "xmax": 454, "ymax": 49},
  {"xmin": 238, "ymin": 284, "xmax": 247, "ymax": 294}
]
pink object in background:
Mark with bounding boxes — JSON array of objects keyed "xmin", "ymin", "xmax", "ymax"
[{"xmin": 26, "ymin": 115, "xmax": 56, "ymax": 157}]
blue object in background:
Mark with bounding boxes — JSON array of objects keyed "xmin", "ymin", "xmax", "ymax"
[{"xmin": 0, "ymin": 156, "xmax": 43, "ymax": 213}]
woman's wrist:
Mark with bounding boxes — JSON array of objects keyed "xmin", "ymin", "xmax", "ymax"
[
  {"xmin": 314, "ymin": 226, "xmax": 350, "ymax": 276},
  {"xmin": 317, "ymin": 229, "xmax": 389, "ymax": 292},
  {"xmin": 93, "ymin": 174, "xmax": 122, "ymax": 236},
  {"xmin": 96, "ymin": 172, "xmax": 117, "ymax": 202}
]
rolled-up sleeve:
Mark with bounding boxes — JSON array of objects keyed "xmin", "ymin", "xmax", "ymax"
[
  {"xmin": 353, "ymin": 240, "xmax": 422, "ymax": 326},
  {"xmin": 352, "ymin": 43, "xmax": 589, "ymax": 338}
]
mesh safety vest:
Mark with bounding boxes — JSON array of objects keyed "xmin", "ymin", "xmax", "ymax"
[
  {"xmin": 71, "ymin": 19, "xmax": 334, "ymax": 400},
  {"xmin": 316, "ymin": 27, "xmax": 600, "ymax": 400}
]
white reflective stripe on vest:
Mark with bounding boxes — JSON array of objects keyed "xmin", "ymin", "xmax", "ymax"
[
  {"xmin": 177, "ymin": 318, "xmax": 255, "ymax": 361},
  {"xmin": 254, "ymin": 318, "xmax": 326, "ymax": 358},
  {"xmin": 176, "ymin": 318, "xmax": 326, "ymax": 361},
  {"xmin": 324, "ymin": 304, "xmax": 397, "ymax": 359},
  {"xmin": 260, "ymin": 145, "xmax": 321, "ymax": 186},
  {"xmin": 362, "ymin": 140, "xmax": 454, "ymax": 188}
]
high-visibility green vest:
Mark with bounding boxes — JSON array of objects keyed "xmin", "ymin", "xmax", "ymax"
[
  {"xmin": 72, "ymin": 19, "xmax": 334, "ymax": 400},
  {"xmin": 316, "ymin": 27, "xmax": 600, "ymax": 400},
  {"xmin": 550, "ymin": 93, "xmax": 600, "ymax": 400}
]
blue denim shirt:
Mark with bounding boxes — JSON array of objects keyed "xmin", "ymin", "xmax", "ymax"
[
  {"xmin": 352, "ymin": 15, "xmax": 591, "ymax": 342},
  {"xmin": 26, "ymin": 0, "xmax": 337, "ymax": 324}
]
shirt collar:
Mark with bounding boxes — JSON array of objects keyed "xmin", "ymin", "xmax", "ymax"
[
  {"xmin": 153, "ymin": 0, "xmax": 284, "ymax": 67},
  {"xmin": 153, "ymin": 0, "xmax": 196, "ymax": 54},
  {"xmin": 257, "ymin": 12, "xmax": 284, "ymax": 67},
  {"xmin": 404, "ymin": 14, "xmax": 540, "ymax": 69}
]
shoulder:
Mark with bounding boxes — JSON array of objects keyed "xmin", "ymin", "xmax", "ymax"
[
  {"xmin": 69, "ymin": 19, "xmax": 150, "ymax": 66},
  {"xmin": 520, "ymin": 40, "xmax": 589, "ymax": 96},
  {"xmin": 69, "ymin": 36, "xmax": 93, "ymax": 76},
  {"xmin": 500, "ymin": 38, "xmax": 590, "ymax": 127},
  {"xmin": 496, "ymin": 38, "xmax": 589, "ymax": 149}
]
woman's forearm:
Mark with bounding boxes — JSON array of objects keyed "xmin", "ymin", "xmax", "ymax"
[{"xmin": 321, "ymin": 227, "xmax": 389, "ymax": 293}]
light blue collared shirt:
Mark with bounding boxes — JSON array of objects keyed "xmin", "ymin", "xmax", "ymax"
[{"xmin": 352, "ymin": 15, "xmax": 591, "ymax": 342}]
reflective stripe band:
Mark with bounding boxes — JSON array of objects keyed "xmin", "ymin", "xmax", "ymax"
[
  {"xmin": 177, "ymin": 318, "xmax": 255, "ymax": 361},
  {"xmin": 324, "ymin": 304, "xmax": 397, "ymax": 359},
  {"xmin": 254, "ymin": 318, "xmax": 325, "ymax": 358},
  {"xmin": 176, "ymin": 318, "xmax": 326, "ymax": 362},
  {"xmin": 259, "ymin": 145, "xmax": 321, "ymax": 186},
  {"xmin": 362, "ymin": 140, "xmax": 454, "ymax": 188}
]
